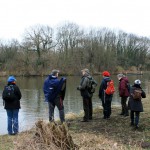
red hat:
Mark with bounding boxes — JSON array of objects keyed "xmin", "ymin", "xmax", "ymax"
[{"xmin": 102, "ymin": 71, "xmax": 110, "ymax": 77}]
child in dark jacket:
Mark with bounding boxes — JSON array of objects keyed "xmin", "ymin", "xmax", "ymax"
[{"xmin": 128, "ymin": 79, "xmax": 146, "ymax": 129}]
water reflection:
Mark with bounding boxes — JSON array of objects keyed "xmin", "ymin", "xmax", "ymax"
[{"xmin": 0, "ymin": 74, "xmax": 149, "ymax": 135}]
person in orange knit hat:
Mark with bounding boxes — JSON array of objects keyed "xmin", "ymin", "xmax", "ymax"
[{"xmin": 99, "ymin": 71, "xmax": 113, "ymax": 119}]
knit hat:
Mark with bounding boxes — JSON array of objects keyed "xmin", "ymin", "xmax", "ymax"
[
  {"xmin": 102, "ymin": 71, "xmax": 110, "ymax": 77},
  {"xmin": 81, "ymin": 68, "xmax": 90, "ymax": 74},
  {"xmin": 51, "ymin": 69, "xmax": 59, "ymax": 76},
  {"xmin": 134, "ymin": 79, "xmax": 141, "ymax": 85},
  {"xmin": 7, "ymin": 76, "xmax": 16, "ymax": 83}
]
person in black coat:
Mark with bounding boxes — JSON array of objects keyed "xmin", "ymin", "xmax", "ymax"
[
  {"xmin": 99, "ymin": 71, "xmax": 113, "ymax": 119},
  {"xmin": 128, "ymin": 79, "xmax": 146, "ymax": 129},
  {"xmin": 2, "ymin": 76, "xmax": 22, "ymax": 135}
]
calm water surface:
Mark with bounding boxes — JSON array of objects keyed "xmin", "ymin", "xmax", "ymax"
[{"xmin": 0, "ymin": 74, "xmax": 150, "ymax": 135}]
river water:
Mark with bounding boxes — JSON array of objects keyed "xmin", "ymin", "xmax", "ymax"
[{"xmin": 0, "ymin": 74, "xmax": 149, "ymax": 135}]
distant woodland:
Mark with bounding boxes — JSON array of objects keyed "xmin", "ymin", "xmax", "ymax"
[{"xmin": 0, "ymin": 22, "xmax": 150, "ymax": 76}]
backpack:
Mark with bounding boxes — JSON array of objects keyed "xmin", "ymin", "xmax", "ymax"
[
  {"xmin": 3, "ymin": 85, "xmax": 16, "ymax": 102},
  {"xmin": 43, "ymin": 76, "xmax": 66, "ymax": 102},
  {"xmin": 105, "ymin": 80, "xmax": 115, "ymax": 95},
  {"xmin": 87, "ymin": 77, "xmax": 97, "ymax": 94},
  {"xmin": 43, "ymin": 77, "xmax": 58, "ymax": 102},
  {"xmin": 126, "ymin": 81, "xmax": 131, "ymax": 93},
  {"xmin": 131, "ymin": 88, "xmax": 142, "ymax": 100}
]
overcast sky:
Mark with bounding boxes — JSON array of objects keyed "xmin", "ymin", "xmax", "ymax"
[{"xmin": 0, "ymin": 0, "xmax": 150, "ymax": 40}]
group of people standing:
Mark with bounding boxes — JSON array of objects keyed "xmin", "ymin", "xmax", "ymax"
[
  {"xmin": 77, "ymin": 69, "xmax": 146, "ymax": 130},
  {"xmin": 117, "ymin": 73, "xmax": 146, "ymax": 128},
  {"xmin": 2, "ymin": 69, "xmax": 146, "ymax": 135}
]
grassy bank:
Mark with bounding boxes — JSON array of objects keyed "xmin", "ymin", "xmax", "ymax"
[{"xmin": 0, "ymin": 97, "xmax": 150, "ymax": 150}]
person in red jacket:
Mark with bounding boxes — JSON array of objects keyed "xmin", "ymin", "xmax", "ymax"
[{"xmin": 117, "ymin": 74, "xmax": 130, "ymax": 116}]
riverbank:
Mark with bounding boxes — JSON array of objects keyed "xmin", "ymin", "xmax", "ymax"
[
  {"xmin": 0, "ymin": 98, "xmax": 150, "ymax": 149},
  {"xmin": 0, "ymin": 70, "xmax": 144, "ymax": 77}
]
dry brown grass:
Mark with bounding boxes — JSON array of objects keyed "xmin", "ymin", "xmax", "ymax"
[
  {"xmin": 68, "ymin": 97, "xmax": 150, "ymax": 150},
  {"xmin": 13, "ymin": 120, "xmax": 77, "ymax": 150},
  {"xmin": 0, "ymin": 97, "xmax": 150, "ymax": 150},
  {"xmin": 65, "ymin": 113, "xmax": 79, "ymax": 121}
]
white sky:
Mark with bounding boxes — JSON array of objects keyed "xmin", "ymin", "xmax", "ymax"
[{"xmin": 0, "ymin": 0, "xmax": 150, "ymax": 40}]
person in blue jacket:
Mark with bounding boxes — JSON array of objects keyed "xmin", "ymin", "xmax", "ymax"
[{"xmin": 43, "ymin": 70, "xmax": 66, "ymax": 123}]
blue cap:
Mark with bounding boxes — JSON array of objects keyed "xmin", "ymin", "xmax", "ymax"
[{"xmin": 7, "ymin": 76, "xmax": 16, "ymax": 82}]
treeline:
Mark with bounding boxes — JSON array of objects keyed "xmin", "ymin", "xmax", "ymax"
[{"xmin": 0, "ymin": 22, "xmax": 150, "ymax": 76}]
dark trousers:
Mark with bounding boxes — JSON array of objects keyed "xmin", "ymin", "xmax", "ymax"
[
  {"xmin": 48, "ymin": 96, "xmax": 65, "ymax": 123},
  {"xmin": 130, "ymin": 111, "xmax": 140, "ymax": 126},
  {"xmin": 83, "ymin": 97, "xmax": 93, "ymax": 121},
  {"xmin": 102, "ymin": 95, "xmax": 112, "ymax": 118},
  {"xmin": 121, "ymin": 97, "xmax": 129, "ymax": 115}
]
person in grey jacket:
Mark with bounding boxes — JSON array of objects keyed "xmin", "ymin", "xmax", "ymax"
[
  {"xmin": 128, "ymin": 79, "xmax": 146, "ymax": 129},
  {"xmin": 77, "ymin": 68, "xmax": 96, "ymax": 122}
]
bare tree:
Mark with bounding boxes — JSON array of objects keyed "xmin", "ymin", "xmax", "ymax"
[{"xmin": 22, "ymin": 25, "xmax": 54, "ymax": 66}]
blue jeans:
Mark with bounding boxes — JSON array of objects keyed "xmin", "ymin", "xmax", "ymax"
[{"xmin": 6, "ymin": 109, "xmax": 19, "ymax": 134}]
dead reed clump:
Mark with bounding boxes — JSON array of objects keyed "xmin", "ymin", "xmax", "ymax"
[
  {"xmin": 65, "ymin": 113, "xmax": 78, "ymax": 121},
  {"xmin": 14, "ymin": 120, "xmax": 78, "ymax": 150}
]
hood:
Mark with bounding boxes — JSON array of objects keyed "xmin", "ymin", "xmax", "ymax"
[
  {"xmin": 103, "ymin": 77, "xmax": 111, "ymax": 82},
  {"xmin": 82, "ymin": 73, "xmax": 91, "ymax": 78},
  {"xmin": 121, "ymin": 77, "xmax": 129, "ymax": 83},
  {"xmin": 133, "ymin": 84, "xmax": 141, "ymax": 89},
  {"xmin": 48, "ymin": 74, "xmax": 57, "ymax": 80}
]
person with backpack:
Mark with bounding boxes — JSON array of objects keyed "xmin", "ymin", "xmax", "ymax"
[
  {"xmin": 99, "ymin": 71, "xmax": 115, "ymax": 119},
  {"xmin": 117, "ymin": 74, "xmax": 130, "ymax": 117},
  {"xmin": 43, "ymin": 70, "xmax": 66, "ymax": 123},
  {"xmin": 77, "ymin": 68, "xmax": 97, "ymax": 122},
  {"xmin": 2, "ymin": 76, "xmax": 22, "ymax": 135},
  {"xmin": 128, "ymin": 79, "xmax": 146, "ymax": 129}
]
